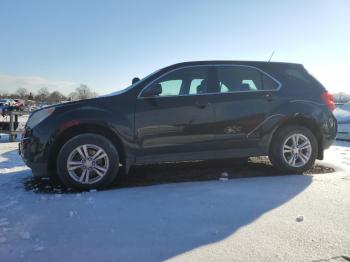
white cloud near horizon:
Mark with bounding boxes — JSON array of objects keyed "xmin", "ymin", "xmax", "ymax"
[{"xmin": 0, "ymin": 75, "xmax": 78, "ymax": 95}]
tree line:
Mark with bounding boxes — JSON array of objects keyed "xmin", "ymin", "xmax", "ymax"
[
  {"xmin": 333, "ymin": 92, "xmax": 350, "ymax": 103},
  {"xmin": 0, "ymin": 85, "xmax": 98, "ymax": 104}
]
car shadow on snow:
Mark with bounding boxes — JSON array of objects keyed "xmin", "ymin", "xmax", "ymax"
[
  {"xmin": 22, "ymin": 156, "xmax": 334, "ymax": 194},
  {"xmin": 0, "ymin": 147, "xmax": 27, "ymax": 171},
  {"xmin": 0, "ymin": 149, "xmax": 330, "ymax": 261},
  {"xmin": 23, "ymin": 171, "xmax": 314, "ymax": 261}
]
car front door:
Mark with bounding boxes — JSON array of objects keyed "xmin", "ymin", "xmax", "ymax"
[
  {"xmin": 134, "ymin": 66, "xmax": 217, "ymax": 164},
  {"xmin": 212, "ymin": 65, "xmax": 281, "ymax": 157}
]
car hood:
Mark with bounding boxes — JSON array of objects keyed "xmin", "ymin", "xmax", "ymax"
[
  {"xmin": 50, "ymin": 94, "xmax": 126, "ymax": 111},
  {"xmin": 32, "ymin": 88, "xmax": 129, "ymax": 114}
]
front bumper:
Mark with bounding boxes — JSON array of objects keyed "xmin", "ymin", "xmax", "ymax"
[{"xmin": 19, "ymin": 137, "xmax": 48, "ymax": 177}]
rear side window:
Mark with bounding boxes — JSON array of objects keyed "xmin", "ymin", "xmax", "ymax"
[
  {"xmin": 216, "ymin": 66, "xmax": 279, "ymax": 93},
  {"xmin": 189, "ymin": 79, "xmax": 205, "ymax": 94}
]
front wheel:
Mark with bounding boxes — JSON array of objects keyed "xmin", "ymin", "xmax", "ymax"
[
  {"xmin": 269, "ymin": 126, "xmax": 318, "ymax": 174},
  {"xmin": 57, "ymin": 133, "xmax": 119, "ymax": 190}
]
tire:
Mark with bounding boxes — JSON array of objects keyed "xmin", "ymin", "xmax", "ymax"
[
  {"xmin": 269, "ymin": 125, "xmax": 318, "ymax": 174},
  {"xmin": 57, "ymin": 133, "xmax": 119, "ymax": 190}
]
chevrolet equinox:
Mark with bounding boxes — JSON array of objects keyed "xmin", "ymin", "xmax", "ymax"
[{"xmin": 20, "ymin": 61, "xmax": 337, "ymax": 190}]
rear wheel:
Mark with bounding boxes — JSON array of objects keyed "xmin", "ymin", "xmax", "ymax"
[
  {"xmin": 269, "ymin": 125, "xmax": 318, "ymax": 174},
  {"xmin": 57, "ymin": 133, "xmax": 119, "ymax": 190}
]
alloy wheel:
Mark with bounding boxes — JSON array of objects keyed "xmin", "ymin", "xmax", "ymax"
[
  {"xmin": 67, "ymin": 144, "xmax": 109, "ymax": 184},
  {"xmin": 282, "ymin": 133, "xmax": 312, "ymax": 168}
]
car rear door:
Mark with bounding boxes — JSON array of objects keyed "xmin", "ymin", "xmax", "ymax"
[
  {"xmin": 134, "ymin": 66, "xmax": 217, "ymax": 163},
  {"xmin": 212, "ymin": 65, "xmax": 281, "ymax": 157}
]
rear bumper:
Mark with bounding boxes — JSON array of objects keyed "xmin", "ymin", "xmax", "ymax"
[
  {"xmin": 317, "ymin": 112, "xmax": 337, "ymax": 159},
  {"xmin": 322, "ymin": 134, "xmax": 336, "ymax": 150}
]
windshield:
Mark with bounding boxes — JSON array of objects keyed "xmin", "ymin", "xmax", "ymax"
[{"xmin": 103, "ymin": 69, "xmax": 161, "ymax": 97}]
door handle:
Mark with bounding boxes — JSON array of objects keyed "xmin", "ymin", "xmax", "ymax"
[
  {"xmin": 195, "ymin": 101, "xmax": 210, "ymax": 109},
  {"xmin": 264, "ymin": 93, "xmax": 273, "ymax": 102}
]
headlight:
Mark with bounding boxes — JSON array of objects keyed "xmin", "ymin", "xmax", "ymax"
[{"xmin": 27, "ymin": 107, "xmax": 55, "ymax": 128}]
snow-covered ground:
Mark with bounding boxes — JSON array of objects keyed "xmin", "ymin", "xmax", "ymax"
[
  {"xmin": 0, "ymin": 114, "xmax": 29, "ymax": 142},
  {"xmin": 0, "ymin": 114, "xmax": 29, "ymax": 125},
  {"xmin": 0, "ymin": 139, "xmax": 349, "ymax": 261}
]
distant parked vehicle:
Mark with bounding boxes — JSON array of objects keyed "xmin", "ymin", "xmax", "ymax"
[
  {"xmin": 29, "ymin": 105, "xmax": 39, "ymax": 112},
  {"xmin": 0, "ymin": 99, "xmax": 7, "ymax": 110},
  {"xmin": 334, "ymin": 101, "xmax": 350, "ymax": 140},
  {"xmin": 0, "ymin": 98, "xmax": 15, "ymax": 107},
  {"xmin": 20, "ymin": 61, "xmax": 337, "ymax": 190},
  {"xmin": 39, "ymin": 104, "xmax": 50, "ymax": 109},
  {"xmin": 14, "ymin": 99, "xmax": 25, "ymax": 111},
  {"xmin": 0, "ymin": 98, "xmax": 16, "ymax": 114}
]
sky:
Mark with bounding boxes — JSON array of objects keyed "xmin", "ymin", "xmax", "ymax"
[{"xmin": 0, "ymin": 0, "xmax": 349, "ymax": 96}]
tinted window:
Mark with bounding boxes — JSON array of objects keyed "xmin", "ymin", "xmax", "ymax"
[
  {"xmin": 159, "ymin": 79, "xmax": 183, "ymax": 96},
  {"xmin": 262, "ymin": 73, "xmax": 279, "ymax": 90},
  {"xmin": 142, "ymin": 67, "xmax": 209, "ymax": 97},
  {"xmin": 189, "ymin": 79, "xmax": 205, "ymax": 94},
  {"xmin": 216, "ymin": 66, "xmax": 278, "ymax": 92},
  {"xmin": 284, "ymin": 68, "xmax": 311, "ymax": 83}
]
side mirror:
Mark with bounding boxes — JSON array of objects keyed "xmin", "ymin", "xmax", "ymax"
[
  {"xmin": 132, "ymin": 77, "xmax": 140, "ymax": 85},
  {"xmin": 142, "ymin": 83, "xmax": 162, "ymax": 97}
]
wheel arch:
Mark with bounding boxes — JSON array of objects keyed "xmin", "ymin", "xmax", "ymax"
[
  {"xmin": 269, "ymin": 115, "xmax": 324, "ymax": 160},
  {"xmin": 47, "ymin": 123, "xmax": 127, "ymax": 174}
]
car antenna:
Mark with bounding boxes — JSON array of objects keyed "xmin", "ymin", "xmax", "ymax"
[{"xmin": 268, "ymin": 50, "xmax": 275, "ymax": 62}]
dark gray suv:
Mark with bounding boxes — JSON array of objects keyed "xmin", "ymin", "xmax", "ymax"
[{"xmin": 20, "ymin": 61, "xmax": 337, "ymax": 190}]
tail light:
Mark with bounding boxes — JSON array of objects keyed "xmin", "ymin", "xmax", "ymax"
[{"xmin": 321, "ymin": 91, "xmax": 335, "ymax": 112}]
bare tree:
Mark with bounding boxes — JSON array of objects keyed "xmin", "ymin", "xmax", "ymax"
[
  {"xmin": 0, "ymin": 90, "xmax": 9, "ymax": 99},
  {"xmin": 36, "ymin": 87, "xmax": 50, "ymax": 102},
  {"xmin": 333, "ymin": 92, "xmax": 350, "ymax": 103},
  {"xmin": 47, "ymin": 91, "xmax": 66, "ymax": 104},
  {"xmin": 1, "ymin": 85, "xmax": 98, "ymax": 103},
  {"xmin": 68, "ymin": 91, "xmax": 78, "ymax": 101},
  {"xmin": 74, "ymin": 84, "xmax": 98, "ymax": 100},
  {"xmin": 28, "ymin": 92, "xmax": 34, "ymax": 100},
  {"xmin": 16, "ymin": 88, "xmax": 28, "ymax": 98}
]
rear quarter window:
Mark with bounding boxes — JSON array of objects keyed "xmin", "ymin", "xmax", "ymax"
[
  {"xmin": 284, "ymin": 68, "xmax": 312, "ymax": 83},
  {"xmin": 262, "ymin": 73, "xmax": 280, "ymax": 90},
  {"xmin": 282, "ymin": 66, "xmax": 326, "ymax": 92}
]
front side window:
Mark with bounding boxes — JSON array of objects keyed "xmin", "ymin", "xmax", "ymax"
[
  {"xmin": 159, "ymin": 79, "xmax": 183, "ymax": 96},
  {"xmin": 216, "ymin": 66, "xmax": 279, "ymax": 93},
  {"xmin": 141, "ymin": 66, "xmax": 209, "ymax": 97}
]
